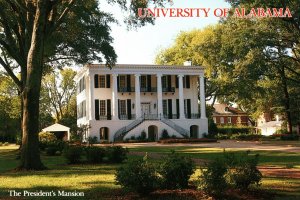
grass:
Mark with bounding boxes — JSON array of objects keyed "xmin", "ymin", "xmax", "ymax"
[
  {"xmin": 0, "ymin": 144, "xmax": 300, "ymax": 199},
  {"xmin": 129, "ymin": 146, "xmax": 300, "ymax": 168}
]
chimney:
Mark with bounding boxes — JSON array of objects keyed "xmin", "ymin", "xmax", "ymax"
[{"xmin": 184, "ymin": 61, "xmax": 192, "ymax": 66}]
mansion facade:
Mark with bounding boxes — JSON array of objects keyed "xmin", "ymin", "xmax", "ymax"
[{"xmin": 76, "ymin": 64, "xmax": 208, "ymax": 142}]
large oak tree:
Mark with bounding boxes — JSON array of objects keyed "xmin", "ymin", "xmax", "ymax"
[{"xmin": 0, "ymin": 0, "xmax": 165, "ymax": 170}]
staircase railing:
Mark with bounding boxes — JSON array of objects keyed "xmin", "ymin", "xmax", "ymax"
[
  {"xmin": 161, "ymin": 118, "xmax": 189, "ymax": 138},
  {"xmin": 114, "ymin": 118, "xmax": 144, "ymax": 141}
]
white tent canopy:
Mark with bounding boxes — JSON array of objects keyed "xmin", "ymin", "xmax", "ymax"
[{"xmin": 42, "ymin": 123, "xmax": 70, "ymax": 141}]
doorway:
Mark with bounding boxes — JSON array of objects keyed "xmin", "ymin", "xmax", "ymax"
[
  {"xmin": 148, "ymin": 125, "xmax": 158, "ymax": 141},
  {"xmin": 141, "ymin": 103, "xmax": 150, "ymax": 118},
  {"xmin": 190, "ymin": 125, "xmax": 199, "ymax": 139}
]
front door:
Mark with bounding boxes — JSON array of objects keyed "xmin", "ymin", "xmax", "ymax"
[{"xmin": 141, "ymin": 103, "xmax": 150, "ymax": 118}]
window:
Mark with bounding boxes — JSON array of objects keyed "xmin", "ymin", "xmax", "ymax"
[
  {"xmin": 141, "ymin": 75, "xmax": 147, "ymax": 89},
  {"xmin": 100, "ymin": 100, "xmax": 106, "ymax": 116},
  {"xmin": 120, "ymin": 100, "xmax": 127, "ymax": 116},
  {"xmin": 213, "ymin": 117, "xmax": 217, "ymax": 124},
  {"xmin": 77, "ymin": 77, "xmax": 85, "ymax": 93},
  {"xmin": 162, "ymin": 76, "xmax": 167, "ymax": 89},
  {"xmin": 119, "ymin": 75, "xmax": 126, "ymax": 88},
  {"xmin": 225, "ymin": 107, "xmax": 229, "ymax": 112},
  {"xmin": 163, "ymin": 100, "xmax": 168, "ymax": 116},
  {"xmin": 220, "ymin": 117, "xmax": 224, "ymax": 124},
  {"xmin": 99, "ymin": 75, "xmax": 106, "ymax": 88},
  {"xmin": 228, "ymin": 117, "xmax": 232, "ymax": 124},
  {"xmin": 184, "ymin": 99, "xmax": 187, "ymax": 115},
  {"xmin": 77, "ymin": 100, "xmax": 86, "ymax": 119}
]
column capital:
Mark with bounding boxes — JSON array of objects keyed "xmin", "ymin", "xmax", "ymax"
[
  {"xmin": 177, "ymin": 74, "xmax": 184, "ymax": 78},
  {"xmin": 112, "ymin": 73, "xmax": 118, "ymax": 77},
  {"xmin": 135, "ymin": 74, "xmax": 141, "ymax": 77},
  {"xmin": 156, "ymin": 73, "xmax": 162, "ymax": 78}
]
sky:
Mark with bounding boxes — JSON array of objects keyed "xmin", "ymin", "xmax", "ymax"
[{"xmin": 102, "ymin": 0, "xmax": 231, "ymax": 64}]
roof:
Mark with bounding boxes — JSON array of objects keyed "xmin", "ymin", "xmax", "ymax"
[
  {"xmin": 75, "ymin": 64, "xmax": 205, "ymax": 81},
  {"xmin": 42, "ymin": 123, "xmax": 70, "ymax": 132},
  {"xmin": 213, "ymin": 104, "xmax": 247, "ymax": 115},
  {"xmin": 257, "ymin": 121, "xmax": 283, "ymax": 128}
]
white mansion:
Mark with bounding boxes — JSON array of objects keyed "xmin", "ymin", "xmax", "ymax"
[{"xmin": 75, "ymin": 64, "xmax": 208, "ymax": 142}]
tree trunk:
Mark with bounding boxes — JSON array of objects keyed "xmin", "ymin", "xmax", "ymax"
[
  {"xmin": 18, "ymin": 0, "xmax": 48, "ymax": 170},
  {"xmin": 279, "ymin": 66, "xmax": 293, "ymax": 133}
]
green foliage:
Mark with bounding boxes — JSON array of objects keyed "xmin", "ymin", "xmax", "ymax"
[
  {"xmin": 225, "ymin": 152, "xmax": 262, "ymax": 190},
  {"xmin": 140, "ymin": 131, "xmax": 147, "ymax": 140},
  {"xmin": 208, "ymin": 118, "xmax": 218, "ymax": 136},
  {"xmin": 160, "ymin": 129, "xmax": 170, "ymax": 139},
  {"xmin": 280, "ymin": 134, "xmax": 299, "ymax": 141},
  {"xmin": 88, "ymin": 136, "xmax": 98, "ymax": 145},
  {"xmin": 217, "ymin": 126, "xmax": 254, "ymax": 135},
  {"xmin": 159, "ymin": 151, "xmax": 195, "ymax": 189},
  {"xmin": 199, "ymin": 151, "xmax": 262, "ymax": 196},
  {"xmin": 63, "ymin": 146, "xmax": 83, "ymax": 164},
  {"xmin": 116, "ymin": 155, "xmax": 159, "ymax": 195},
  {"xmin": 85, "ymin": 147, "xmax": 105, "ymax": 163},
  {"xmin": 199, "ymin": 159, "xmax": 228, "ymax": 196},
  {"xmin": 39, "ymin": 132, "xmax": 57, "ymax": 142},
  {"xmin": 215, "ymin": 133, "xmax": 262, "ymax": 141},
  {"xmin": 106, "ymin": 146, "xmax": 128, "ymax": 163}
]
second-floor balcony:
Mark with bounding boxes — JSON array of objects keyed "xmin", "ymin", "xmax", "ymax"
[{"xmin": 118, "ymin": 87, "xmax": 135, "ymax": 92}]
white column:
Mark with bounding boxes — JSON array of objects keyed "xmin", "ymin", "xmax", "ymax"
[
  {"xmin": 135, "ymin": 74, "xmax": 141, "ymax": 119},
  {"xmin": 199, "ymin": 75, "xmax": 207, "ymax": 119},
  {"xmin": 157, "ymin": 74, "xmax": 163, "ymax": 118},
  {"xmin": 89, "ymin": 74, "xmax": 94, "ymax": 120},
  {"xmin": 178, "ymin": 74, "xmax": 185, "ymax": 119},
  {"xmin": 112, "ymin": 74, "xmax": 118, "ymax": 120}
]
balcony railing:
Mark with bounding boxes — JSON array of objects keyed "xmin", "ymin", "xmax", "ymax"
[
  {"xmin": 185, "ymin": 113, "xmax": 201, "ymax": 119},
  {"xmin": 140, "ymin": 87, "xmax": 157, "ymax": 92},
  {"xmin": 118, "ymin": 87, "xmax": 135, "ymax": 92},
  {"xmin": 119, "ymin": 114, "xmax": 136, "ymax": 120},
  {"xmin": 98, "ymin": 115, "xmax": 112, "ymax": 120},
  {"xmin": 162, "ymin": 87, "xmax": 175, "ymax": 93}
]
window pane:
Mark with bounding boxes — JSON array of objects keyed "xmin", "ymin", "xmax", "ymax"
[
  {"xmin": 100, "ymin": 100, "xmax": 106, "ymax": 116},
  {"xmin": 220, "ymin": 117, "xmax": 224, "ymax": 124},
  {"xmin": 163, "ymin": 100, "xmax": 168, "ymax": 116},
  {"xmin": 99, "ymin": 75, "xmax": 105, "ymax": 88},
  {"xmin": 162, "ymin": 76, "xmax": 167, "ymax": 88},
  {"xmin": 141, "ymin": 75, "xmax": 147, "ymax": 89},
  {"xmin": 120, "ymin": 100, "xmax": 126, "ymax": 115},
  {"xmin": 119, "ymin": 75, "xmax": 126, "ymax": 88}
]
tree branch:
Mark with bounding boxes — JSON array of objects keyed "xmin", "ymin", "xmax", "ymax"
[{"xmin": 0, "ymin": 56, "xmax": 21, "ymax": 89}]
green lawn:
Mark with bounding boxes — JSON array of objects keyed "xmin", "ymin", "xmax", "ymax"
[
  {"xmin": 128, "ymin": 146, "xmax": 300, "ymax": 168},
  {"xmin": 0, "ymin": 144, "xmax": 299, "ymax": 199}
]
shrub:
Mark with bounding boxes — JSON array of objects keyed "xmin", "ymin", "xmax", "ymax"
[
  {"xmin": 63, "ymin": 146, "xmax": 83, "ymax": 164},
  {"xmin": 280, "ymin": 134, "xmax": 299, "ymax": 141},
  {"xmin": 88, "ymin": 136, "xmax": 98, "ymax": 145},
  {"xmin": 86, "ymin": 146, "xmax": 105, "ymax": 163},
  {"xmin": 116, "ymin": 155, "xmax": 159, "ymax": 195},
  {"xmin": 225, "ymin": 151, "xmax": 262, "ymax": 190},
  {"xmin": 44, "ymin": 141, "xmax": 66, "ymax": 156},
  {"xmin": 160, "ymin": 129, "xmax": 170, "ymax": 139},
  {"xmin": 39, "ymin": 131, "xmax": 57, "ymax": 142},
  {"xmin": 45, "ymin": 146, "xmax": 59, "ymax": 156},
  {"xmin": 106, "ymin": 146, "xmax": 128, "ymax": 163},
  {"xmin": 159, "ymin": 151, "xmax": 195, "ymax": 189},
  {"xmin": 140, "ymin": 131, "xmax": 146, "ymax": 140},
  {"xmin": 217, "ymin": 126, "xmax": 254, "ymax": 135},
  {"xmin": 130, "ymin": 135, "xmax": 136, "ymax": 140},
  {"xmin": 198, "ymin": 151, "xmax": 262, "ymax": 196},
  {"xmin": 199, "ymin": 158, "xmax": 228, "ymax": 196}
]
